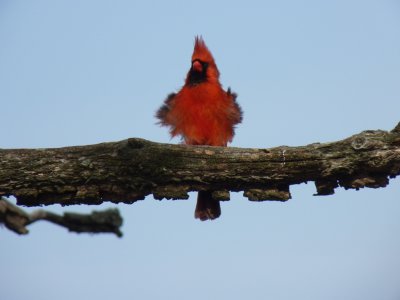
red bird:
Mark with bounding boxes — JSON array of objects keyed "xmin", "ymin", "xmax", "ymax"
[{"xmin": 156, "ymin": 37, "xmax": 242, "ymax": 221}]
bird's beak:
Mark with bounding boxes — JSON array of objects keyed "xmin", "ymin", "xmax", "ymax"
[{"xmin": 192, "ymin": 60, "xmax": 203, "ymax": 72}]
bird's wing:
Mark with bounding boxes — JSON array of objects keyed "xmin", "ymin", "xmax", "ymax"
[
  {"xmin": 155, "ymin": 92, "xmax": 177, "ymax": 127},
  {"xmin": 227, "ymin": 88, "xmax": 243, "ymax": 125}
]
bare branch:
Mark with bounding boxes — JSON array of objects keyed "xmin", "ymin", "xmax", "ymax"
[
  {"xmin": 0, "ymin": 198, "xmax": 123, "ymax": 237},
  {"xmin": 1, "ymin": 123, "xmax": 399, "ymax": 208}
]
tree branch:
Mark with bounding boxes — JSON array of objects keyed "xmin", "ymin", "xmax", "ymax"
[
  {"xmin": 0, "ymin": 197, "xmax": 123, "ymax": 237},
  {"xmin": 1, "ymin": 123, "xmax": 399, "ymax": 207}
]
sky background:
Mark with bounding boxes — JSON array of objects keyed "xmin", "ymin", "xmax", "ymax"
[{"xmin": 1, "ymin": 1, "xmax": 400, "ymax": 299}]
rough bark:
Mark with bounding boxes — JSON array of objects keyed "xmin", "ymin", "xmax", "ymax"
[
  {"xmin": 1, "ymin": 123, "xmax": 399, "ymax": 207},
  {"xmin": 0, "ymin": 197, "xmax": 123, "ymax": 237}
]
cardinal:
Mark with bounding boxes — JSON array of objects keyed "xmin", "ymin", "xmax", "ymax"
[{"xmin": 156, "ymin": 36, "xmax": 242, "ymax": 221}]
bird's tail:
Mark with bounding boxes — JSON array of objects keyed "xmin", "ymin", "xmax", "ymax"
[{"xmin": 194, "ymin": 191, "xmax": 221, "ymax": 221}]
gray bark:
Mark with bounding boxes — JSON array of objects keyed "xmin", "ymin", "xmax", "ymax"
[{"xmin": 1, "ymin": 123, "xmax": 399, "ymax": 207}]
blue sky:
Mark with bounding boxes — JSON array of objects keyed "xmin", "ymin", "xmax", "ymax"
[{"xmin": 1, "ymin": 1, "xmax": 400, "ymax": 299}]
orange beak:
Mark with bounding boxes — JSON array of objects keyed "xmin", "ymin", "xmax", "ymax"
[{"xmin": 192, "ymin": 60, "xmax": 203, "ymax": 72}]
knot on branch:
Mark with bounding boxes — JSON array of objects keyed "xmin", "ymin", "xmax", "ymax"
[
  {"xmin": 114, "ymin": 138, "xmax": 149, "ymax": 158},
  {"xmin": 351, "ymin": 136, "xmax": 371, "ymax": 150},
  {"xmin": 126, "ymin": 138, "xmax": 148, "ymax": 149},
  {"xmin": 350, "ymin": 130, "xmax": 390, "ymax": 151}
]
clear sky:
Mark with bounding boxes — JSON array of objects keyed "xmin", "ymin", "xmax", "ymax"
[{"xmin": 1, "ymin": 1, "xmax": 400, "ymax": 299}]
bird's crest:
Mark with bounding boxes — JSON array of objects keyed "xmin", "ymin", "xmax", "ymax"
[{"xmin": 192, "ymin": 36, "xmax": 215, "ymax": 64}]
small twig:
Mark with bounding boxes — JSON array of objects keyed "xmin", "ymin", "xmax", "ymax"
[{"xmin": 0, "ymin": 198, "xmax": 123, "ymax": 237}]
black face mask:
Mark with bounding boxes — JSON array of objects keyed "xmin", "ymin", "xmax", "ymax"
[{"xmin": 187, "ymin": 60, "xmax": 209, "ymax": 85}]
